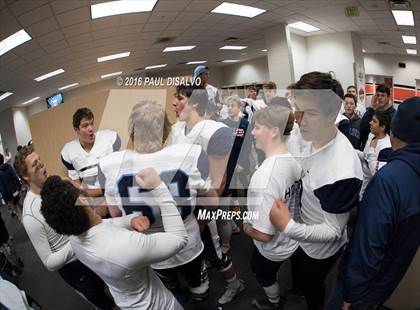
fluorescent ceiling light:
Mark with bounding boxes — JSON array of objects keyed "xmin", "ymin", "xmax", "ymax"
[
  {"xmin": 58, "ymin": 83, "xmax": 79, "ymax": 90},
  {"xmin": 34, "ymin": 68, "xmax": 65, "ymax": 82},
  {"xmin": 186, "ymin": 61, "xmax": 207, "ymax": 65},
  {"xmin": 261, "ymin": 49, "xmax": 268, "ymax": 52},
  {"xmin": 145, "ymin": 64, "xmax": 167, "ymax": 70},
  {"xmin": 362, "ymin": 49, "xmax": 366, "ymax": 53},
  {"xmin": 288, "ymin": 22, "xmax": 320, "ymax": 32},
  {"xmin": 101, "ymin": 71, "xmax": 122, "ymax": 79},
  {"xmin": 402, "ymin": 35, "xmax": 416, "ymax": 44},
  {"xmin": 222, "ymin": 60, "xmax": 240, "ymax": 63},
  {"xmin": 0, "ymin": 92, "xmax": 13, "ymax": 101},
  {"xmin": 392, "ymin": 10, "xmax": 414, "ymax": 26},
  {"xmin": 211, "ymin": 2, "xmax": 266, "ymax": 18},
  {"xmin": 97, "ymin": 52, "xmax": 130, "ymax": 62},
  {"xmin": 21, "ymin": 97, "xmax": 40, "ymax": 105},
  {"xmin": 91, "ymin": 0, "xmax": 158, "ymax": 19},
  {"xmin": 0, "ymin": 29, "xmax": 31, "ymax": 57},
  {"xmin": 407, "ymin": 48, "xmax": 417, "ymax": 55},
  {"xmin": 220, "ymin": 45, "xmax": 247, "ymax": 50},
  {"xmin": 163, "ymin": 46, "xmax": 196, "ymax": 52}
]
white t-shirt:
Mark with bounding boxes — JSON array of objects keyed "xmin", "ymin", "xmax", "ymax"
[
  {"xmin": 22, "ymin": 191, "xmax": 75, "ymax": 271},
  {"xmin": 61, "ymin": 130, "xmax": 120, "ymax": 189},
  {"xmin": 70, "ymin": 185, "xmax": 185, "ymax": 310},
  {"xmin": 98, "ymin": 144, "xmax": 209, "ymax": 269},
  {"xmin": 246, "ymin": 154, "xmax": 302, "ymax": 261},
  {"xmin": 360, "ymin": 133, "xmax": 391, "ymax": 197},
  {"xmin": 284, "ymin": 131, "xmax": 363, "ymax": 259}
]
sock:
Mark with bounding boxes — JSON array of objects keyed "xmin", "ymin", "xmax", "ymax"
[
  {"xmin": 263, "ymin": 282, "xmax": 280, "ymax": 303},
  {"xmin": 225, "ymin": 274, "xmax": 241, "ymax": 288}
]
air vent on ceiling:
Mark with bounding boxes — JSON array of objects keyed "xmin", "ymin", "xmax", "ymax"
[
  {"xmin": 154, "ymin": 37, "xmax": 175, "ymax": 44},
  {"xmin": 389, "ymin": 0, "xmax": 412, "ymax": 10},
  {"xmin": 177, "ymin": 62, "xmax": 187, "ymax": 65},
  {"xmin": 378, "ymin": 41, "xmax": 391, "ymax": 45},
  {"xmin": 133, "ymin": 67, "xmax": 144, "ymax": 71},
  {"xmin": 399, "ymin": 62, "xmax": 406, "ymax": 68},
  {"xmin": 223, "ymin": 37, "xmax": 242, "ymax": 43}
]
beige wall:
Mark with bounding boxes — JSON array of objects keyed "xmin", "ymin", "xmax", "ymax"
[{"xmin": 29, "ymin": 86, "xmax": 175, "ymax": 177}]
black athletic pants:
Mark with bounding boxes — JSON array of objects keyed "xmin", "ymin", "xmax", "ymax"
[
  {"xmin": 291, "ymin": 246, "xmax": 343, "ymax": 310},
  {"xmin": 58, "ymin": 260, "xmax": 114, "ymax": 310}
]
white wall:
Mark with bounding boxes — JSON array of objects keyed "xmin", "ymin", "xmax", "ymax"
[
  {"xmin": 364, "ymin": 53, "xmax": 420, "ymax": 86},
  {"xmin": 221, "ymin": 57, "xmax": 269, "ymax": 86},
  {"xmin": 306, "ymin": 32, "xmax": 355, "ymax": 88},
  {"xmin": 0, "ymin": 109, "xmax": 18, "ymax": 158},
  {"xmin": 13, "ymin": 108, "xmax": 32, "ymax": 145},
  {"xmin": 291, "ymin": 33, "xmax": 307, "ymax": 81}
]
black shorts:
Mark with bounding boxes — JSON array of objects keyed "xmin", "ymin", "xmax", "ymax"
[
  {"xmin": 250, "ymin": 246, "xmax": 284, "ymax": 287},
  {"xmin": 155, "ymin": 251, "xmax": 205, "ymax": 289}
]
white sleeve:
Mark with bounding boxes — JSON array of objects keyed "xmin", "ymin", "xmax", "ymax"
[
  {"xmin": 113, "ymin": 183, "xmax": 188, "ymax": 267},
  {"xmin": 22, "ymin": 216, "xmax": 74, "ymax": 271},
  {"xmin": 103, "ymin": 214, "xmax": 137, "ymax": 229},
  {"xmin": 284, "ymin": 211, "xmax": 349, "ymax": 242},
  {"xmin": 246, "ymin": 187, "xmax": 276, "ymax": 235}
]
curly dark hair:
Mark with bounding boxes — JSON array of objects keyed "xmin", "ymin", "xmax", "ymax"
[{"xmin": 40, "ymin": 176, "xmax": 90, "ymax": 236}]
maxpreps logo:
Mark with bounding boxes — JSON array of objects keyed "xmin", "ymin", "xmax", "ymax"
[{"xmin": 197, "ymin": 209, "xmax": 259, "ymax": 221}]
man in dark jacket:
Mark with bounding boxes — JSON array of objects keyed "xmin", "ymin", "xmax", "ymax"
[
  {"xmin": 0, "ymin": 154, "xmax": 21, "ymax": 210},
  {"xmin": 343, "ymin": 94, "xmax": 362, "ymax": 149},
  {"xmin": 334, "ymin": 96, "xmax": 420, "ymax": 309},
  {"xmin": 359, "ymin": 84, "xmax": 396, "ymax": 149}
]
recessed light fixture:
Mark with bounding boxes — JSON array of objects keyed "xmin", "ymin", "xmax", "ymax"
[
  {"xmin": 21, "ymin": 97, "xmax": 40, "ymax": 105},
  {"xmin": 288, "ymin": 22, "xmax": 320, "ymax": 32},
  {"xmin": 101, "ymin": 71, "xmax": 122, "ymax": 79},
  {"xmin": 91, "ymin": 0, "xmax": 158, "ymax": 19},
  {"xmin": 222, "ymin": 60, "xmax": 240, "ymax": 63},
  {"xmin": 407, "ymin": 48, "xmax": 417, "ymax": 55},
  {"xmin": 186, "ymin": 61, "xmax": 207, "ymax": 65},
  {"xmin": 58, "ymin": 83, "xmax": 79, "ymax": 90},
  {"xmin": 0, "ymin": 29, "xmax": 31, "ymax": 57},
  {"xmin": 261, "ymin": 49, "xmax": 268, "ymax": 52},
  {"xmin": 97, "ymin": 52, "xmax": 130, "ymax": 62},
  {"xmin": 402, "ymin": 35, "xmax": 416, "ymax": 44},
  {"xmin": 145, "ymin": 64, "xmax": 167, "ymax": 70},
  {"xmin": 362, "ymin": 49, "xmax": 366, "ymax": 53},
  {"xmin": 163, "ymin": 46, "xmax": 196, "ymax": 52},
  {"xmin": 0, "ymin": 92, "xmax": 13, "ymax": 102},
  {"xmin": 211, "ymin": 2, "xmax": 266, "ymax": 18},
  {"xmin": 392, "ymin": 10, "xmax": 414, "ymax": 26},
  {"xmin": 220, "ymin": 45, "xmax": 247, "ymax": 50},
  {"xmin": 34, "ymin": 68, "xmax": 65, "ymax": 82}
]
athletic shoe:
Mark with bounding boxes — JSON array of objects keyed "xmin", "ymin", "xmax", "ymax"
[
  {"xmin": 251, "ymin": 298, "xmax": 283, "ymax": 309},
  {"xmin": 191, "ymin": 289, "xmax": 209, "ymax": 302},
  {"xmin": 217, "ymin": 279, "xmax": 245, "ymax": 305}
]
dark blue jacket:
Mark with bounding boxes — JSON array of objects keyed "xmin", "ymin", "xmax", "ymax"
[
  {"xmin": 343, "ymin": 143, "xmax": 420, "ymax": 306},
  {"xmin": 0, "ymin": 164, "xmax": 20, "ymax": 203}
]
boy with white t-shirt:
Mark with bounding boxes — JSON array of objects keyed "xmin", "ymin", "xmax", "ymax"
[
  {"xmin": 244, "ymin": 105, "xmax": 302, "ymax": 310},
  {"xmin": 269, "ymin": 72, "xmax": 363, "ymax": 310}
]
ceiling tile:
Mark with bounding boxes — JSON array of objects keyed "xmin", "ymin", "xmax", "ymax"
[
  {"xmin": 91, "ymin": 15, "xmax": 120, "ymax": 30},
  {"xmin": 92, "ymin": 28, "xmax": 118, "ymax": 40},
  {"xmin": 119, "ymin": 13, "xmax": 149, "ymax": 26},
  {"xmin": 26, "ymin": 17, "xmax": 60, "ymax": 38},
  {"xmin": 50, "ymin": 0, "xmax": 88, "ymax": 15},
  {"xmin": 67, "ymin": 32, "xmax": 92, "ymax": 46},
  {"xmin": 18, "ymin": 4, "xmax": 53, "ymax": 27},
  {"xmin": 9, "ymin": 0, "xmax": 47, "ymax": 16},
  {"xmin": 148, "ymin": 11, "xmax": 179, "ymax": 23},
  {"xmin": 63, "ymin": 21, "xmax": 91, "ymax": 37},
  {"xmin": 57, "ymin": 6, "xmax": 90, "ymax": 28},
  {"xmin": 0, "ymin": 8, "xmax": 21, "ymax": 38},
  {"xmin": 36, "ymin": 30, "xmax": 65, "ymax": 46},
  {"xmin": 154, "ymin": 0, "xmax": 190, "ymax": 11},
  {"xmin": 143, "ymin": 22, "xmax": 170, "ymax": 32}
]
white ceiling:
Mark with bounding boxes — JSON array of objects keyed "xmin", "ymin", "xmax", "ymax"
[{"xmin": 0, "ymin": 0, "xmax": 419, "ymax": 111}]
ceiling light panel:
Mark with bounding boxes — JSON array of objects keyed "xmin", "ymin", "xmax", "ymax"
[
  {"xmin": 0, "ymin": 29, "xmax": 31, "ymax": 57},
  {"xmin": 91, "ymin": 0, "xmax": 158, "ymax": 19},
  {"xmin": 97, "ymin": 52, "xmax": 130, "ymax": 62},
  {"xmin": 288, "ymin": 22, "xmax": 320, "ymax": 32},
  {"xmin": 211, "ymin": 2, "xmax": 266, "ymax": 18}
]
